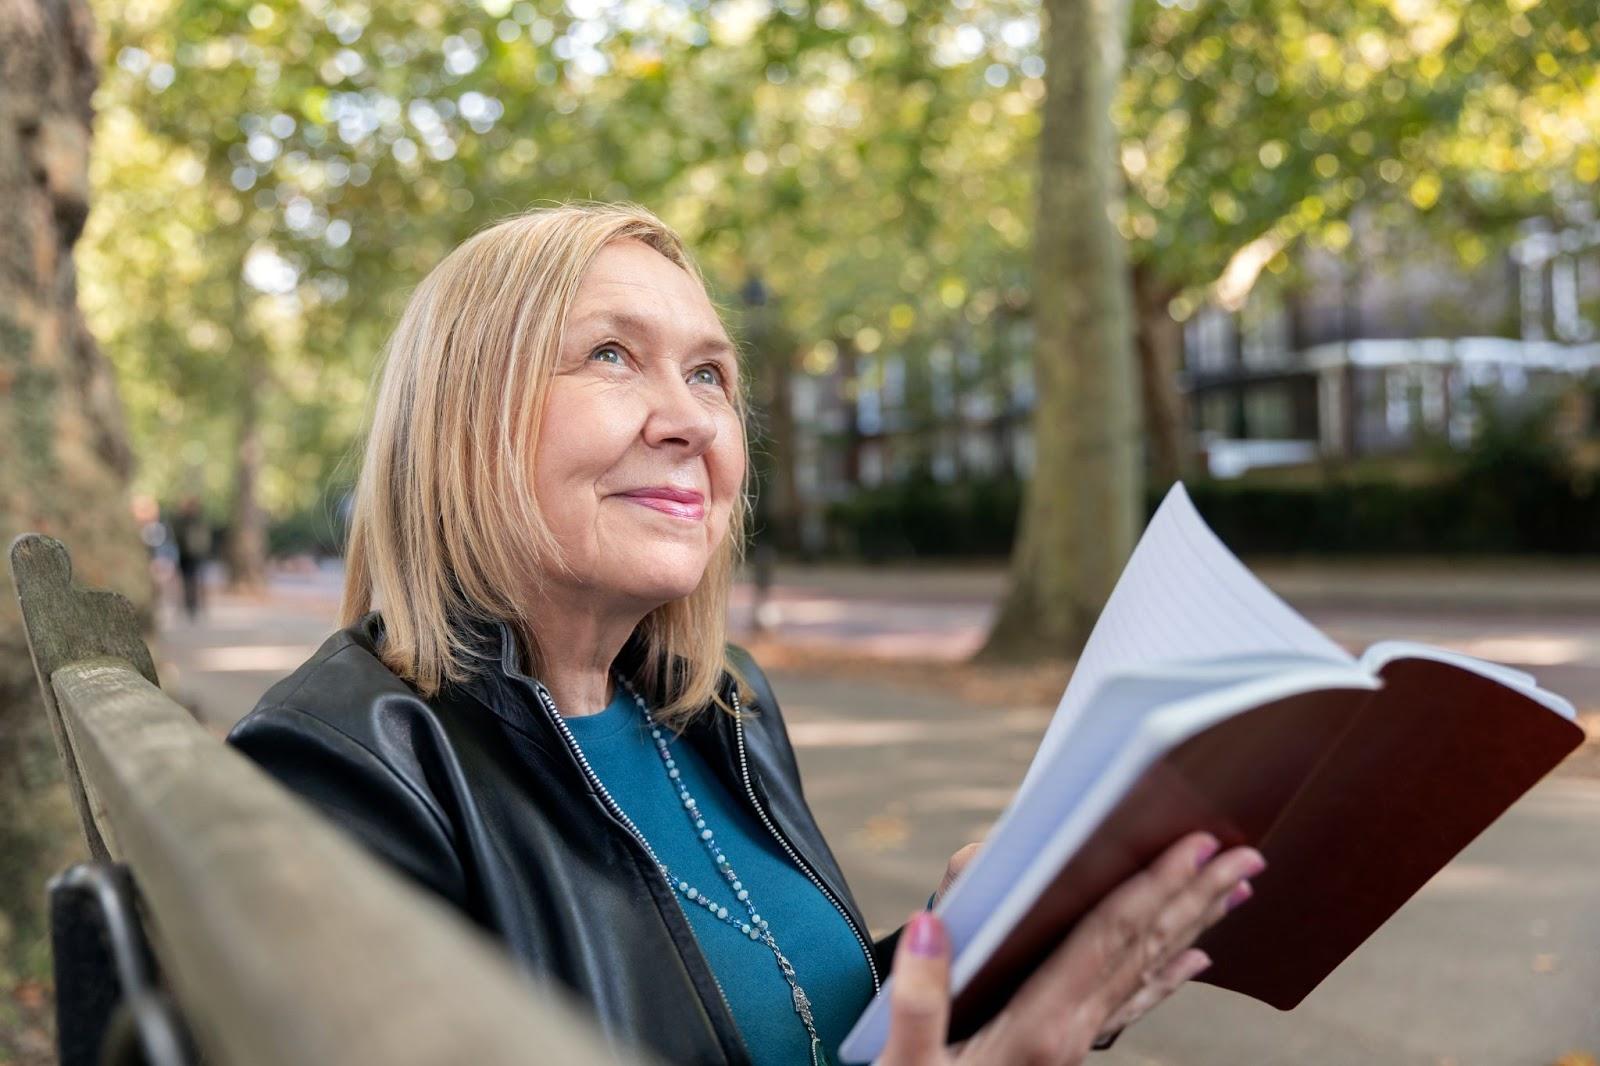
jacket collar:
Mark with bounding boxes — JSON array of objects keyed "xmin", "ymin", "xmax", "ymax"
[
  {"xmin": 366, "ymin": 611, "xmax": 863, "ymax": 940},
  {"xmin": 438, "ymin": 613, "xmax": 731, "ymax": 745}
]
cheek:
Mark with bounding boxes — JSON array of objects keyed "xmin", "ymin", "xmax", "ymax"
[
  {"xmin": 709, "ymin": 416, "xmax": 747, "ymax": 505},
  {"xmin": 531, "ymin": 384, "xmax": 637, "ymax": 523}
]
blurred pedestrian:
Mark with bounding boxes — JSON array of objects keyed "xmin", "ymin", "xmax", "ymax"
[
  {"xmin": 751, "ymin": 538, "xmax": 777, "ymax": 634},
  {"xmin": 170, "ymin": 496, "xmax": 212, "ymax": 621}
]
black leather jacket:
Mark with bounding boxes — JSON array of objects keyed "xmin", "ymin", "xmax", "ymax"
[{"xmin": 225, "ymin": 613, "xmax": 899, "ymax": 1065}]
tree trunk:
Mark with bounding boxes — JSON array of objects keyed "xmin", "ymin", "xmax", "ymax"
[
  {"xmin": 978, "ymin": 0, "xmax": 1139, "ymax": 662},
  {"xmin": 763, "ymin": 345, "xmax": 800, "ymax": 554},
  {"xmin": 838, "ymin": 335, "xmax": 863, "ymax": 485},
  {"xmin": 746, "ymin": 297, "xmax": 801, "ymax": 555},
  {"xmin": 1132, "ymin": 259, "xmax": 1189, "ymax": 489},
  {"xmin": 225, "ymin": 352, "xmax": 268, "ymax": 592},
  {"xmin": 0, "ymin": 0, "xmax": 149, "ymax": 1016}
]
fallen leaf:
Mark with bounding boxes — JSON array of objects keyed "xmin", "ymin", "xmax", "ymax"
[
  {"xmin": 14, "ymin": 979, "xmax": 45, "ymax": 1010},
  {"xmin": 855, "ymin": 814, "xmax": 910, "ymax": 851}
]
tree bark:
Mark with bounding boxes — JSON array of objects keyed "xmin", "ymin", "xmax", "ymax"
[
  {"xmin": 225, "ymin": 352, "xmax": 268, "ymax": 592},
  {"xmin": 979, "ymin": 0, "xmax": 1140, "ymax": 662},
  {"xmin": 1132, "ymin": 259, "xmax": 1189, "ymax": 489},
  {"xmin": 762, "ymin": 345, "xmax": 800, "ymax": 553},
  {"xmin": 746, "ymin": 298, "xmax": 801, "ymax": 555},
  {"xmin": 0, "ymin": 0, "xmax": 150, "ymax": 1011}
]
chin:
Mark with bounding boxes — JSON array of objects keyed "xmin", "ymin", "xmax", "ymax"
[
  {"xmin": 624, "ymin": 581, "xmax": 706, "ymax": 611},
  {"xmin": 615, "ymin": 555, "xmax": 712, "ymax": 606}
]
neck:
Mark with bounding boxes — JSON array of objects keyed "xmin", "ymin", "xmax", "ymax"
[{"xmin": 523, "ymin": 601, "xmax": 645, "ymax": 718}]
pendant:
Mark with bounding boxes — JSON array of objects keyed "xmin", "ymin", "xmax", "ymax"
[
  {"xmin": 791, "ymin": 984, "xmax": 815, "ymax": 1026},
  {"xmin": 810, "ymin": 1034, "xmax": 832, "ymax": 1066}
]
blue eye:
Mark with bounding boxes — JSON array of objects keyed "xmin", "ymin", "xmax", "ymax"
[
  {"xmin": 690, "ymin": 364, "xmax": 724, "ymax": 387},
  {"xmin": 590, "ymin": 345, "xmax": 624, "ymax": 364}
]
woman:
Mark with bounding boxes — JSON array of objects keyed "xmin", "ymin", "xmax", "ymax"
[{"xmin": 227, "ymin": 203, "xmax": 1263, "ymax": 1065}]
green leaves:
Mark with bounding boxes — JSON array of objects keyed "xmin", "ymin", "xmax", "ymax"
[{"xmin": 80, "ymin": 0, "xmax": 1595, "ymax": 517}]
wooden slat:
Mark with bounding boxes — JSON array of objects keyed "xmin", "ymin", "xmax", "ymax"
[
  {"xmin": 8, "ymin": 532, "xmax": 153, "ymax": 861},
  {"xmin": 53, "ymin": 656, "xmax": 655, "ymax": 1066}
]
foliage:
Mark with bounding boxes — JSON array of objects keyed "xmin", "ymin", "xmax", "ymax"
[
  {"xmin": 1122, "ymin": 0, "xmax": 1600, "ymax": 311},
  {"xmin": 828, "ymin": 393, "xmax": 1600, "ymax": 556},
  {"xmin": 266, "ymin": 491, "xmax": 351, "ymax": 557},
  {"xmin": 81, "ymin": 0, "xmax": 1040, "ymax": 520},
  {"xmin": 76, "ymin": 0, "xmax": 1600, "ymax": 533},
  {"xmin": 826, "ymin": 472, "xmax": 1021, "ymax": 557},
  {"xmin": 1187, "ymin": 393, "xmax": 1599, "ymax": 555}
]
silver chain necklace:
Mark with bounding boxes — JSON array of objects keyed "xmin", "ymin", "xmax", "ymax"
[{"xmin": 575, "ymin": 675, "xmax": 832, "ymax": 1066}]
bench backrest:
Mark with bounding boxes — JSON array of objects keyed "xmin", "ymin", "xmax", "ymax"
[{"xmin": 10, "ymin": 533, "xmax": 653, "ymax": 1066}]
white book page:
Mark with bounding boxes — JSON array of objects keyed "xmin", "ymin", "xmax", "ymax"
[
  {"xmin": 838, "ymin": 664, "xmax": 1378, "ymax": 1064},
  {"xmin": 1015, "ymin": 482, "xmax": 1354, "ymax": 801},
  {"xmin": 953, "ymin": 667, "xmax": 1380, "ymax": 993},
  {"xmin": 1360, "ymin": 640, "xmax": 1576, "ymax": 720}
]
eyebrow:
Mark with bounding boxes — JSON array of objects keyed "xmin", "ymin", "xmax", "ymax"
[{"xmin": 570, "ymin": 309, "xmax": 736, "ymax": 361}]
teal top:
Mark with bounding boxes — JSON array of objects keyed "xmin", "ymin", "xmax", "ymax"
[{"xmin": 565, "ymin": 685, "xmax": 875, "ymax": 1065}]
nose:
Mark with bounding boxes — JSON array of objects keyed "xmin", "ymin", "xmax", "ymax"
[{"xmin": 641, "ymin": 371, "xmax": 719, "ymax": 455}]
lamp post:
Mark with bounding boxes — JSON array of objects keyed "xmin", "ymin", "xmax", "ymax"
[{"xmin": 741, "ymin": 275, "xmax": 779, "ymax": 635}]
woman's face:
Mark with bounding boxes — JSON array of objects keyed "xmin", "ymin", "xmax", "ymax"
[{"xmin": 531, "ymin": 238, "xmax": 745, "ymax": 613}]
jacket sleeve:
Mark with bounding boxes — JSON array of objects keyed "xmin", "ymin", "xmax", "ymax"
[{"xmin": 227, "ymin": 702, "xmax": 471, "ymax": 911}]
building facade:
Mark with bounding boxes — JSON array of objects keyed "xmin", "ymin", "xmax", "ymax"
[{"xmin": 784, "ymin": 211, "xmax": 1600, "ymax": 548}]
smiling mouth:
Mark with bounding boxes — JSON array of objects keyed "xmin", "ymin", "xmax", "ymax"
[{"xmin": 617, "ymin": 490, "xmax": 706, "ymax": 521}]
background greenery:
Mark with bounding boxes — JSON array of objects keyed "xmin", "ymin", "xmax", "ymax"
[{"xmin": 81, "ymin": 0, "xmax": 1600, "ymax": 569}]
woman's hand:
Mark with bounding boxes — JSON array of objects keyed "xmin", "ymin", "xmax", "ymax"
[
  {"xmin": 880, "ymin": 832, "xmax": 1263, "ymax": 1065},
  {"xmin": 931, "ymin": 842, "xmax": 983, "ymax": 908}
]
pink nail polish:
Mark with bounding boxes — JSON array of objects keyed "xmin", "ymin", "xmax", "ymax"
[
  {"xmin": 1225, "ymin": 881, "xmax": 1253, "ymax": 912},
  {"xmin": 1194, "ymin": 837, "xmax": 1221, "ymax": 870},
  {"xmin": 906, "ymin": 911, "xmax": 946, "ymax": 957}
]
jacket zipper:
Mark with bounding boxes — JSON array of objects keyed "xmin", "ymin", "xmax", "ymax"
[
  {"xmin": 528, "ymin": 673, "xmax": 882, "ymax": 1020},
  {"xmin": 730, "ymin": 687, "xmax": 883, "ymax": 995},
  {"xmin": 526, "ymin": 680, "xmax": 746, "ymax": 1055}
]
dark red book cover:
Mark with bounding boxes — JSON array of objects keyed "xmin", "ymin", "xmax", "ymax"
[{"xmin": 947, "ymin": 659, "xmax": 1583, "ymax": 1042}]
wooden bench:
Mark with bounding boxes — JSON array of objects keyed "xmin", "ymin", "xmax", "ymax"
[{"xmin": 9, "ymin": 533, "xmax": 654, "ymax": 1066}]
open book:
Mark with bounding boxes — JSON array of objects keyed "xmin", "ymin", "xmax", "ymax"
[{"xmin": 839, "ymin": 483, "xmax": 1582, "ymax": 1062}]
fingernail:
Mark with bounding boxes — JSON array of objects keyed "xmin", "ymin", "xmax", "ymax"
[
  {"xmin": 906, "ymin": 911, "xmax": 946, "ymax": 957},
  {"xmin": 1225, "ymin": 880, "xmax": 1254, "ymax": 912},
  {"xmin": 1242, "ymin": 851, "xmax": 1268, "ymax": 878},
  {"xmin": 1194, "ymin": 836, "xmax": 1221, "ymax": 870}
]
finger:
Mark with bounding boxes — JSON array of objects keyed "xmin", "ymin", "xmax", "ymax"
[
  {"xmin": 996, "ymin": 832, "xmax": 1224, "ymax": 1046},
  {"xmin": 1097, "ymin": 831, "xmax": 1231, "ymax": 936},
  {"xmin": 1093, "ymin": 850, "xmax": 1260, "ymax": 1035},
  {"xmin": 1120, "ymin": 843, "xmax": 1264, "ymax": 971},
  {"xmin": 880, "ymin": 910, "xmax": 953, "ymax": 1066},
  {"xmin": 1013, "ymin": 836, "xmax": 1264, "ymax": 1036},
  {"xmin": 937, "ymin": 842, "xmax": 983, "ymax": 901},
  {"xmin": 1150, "ymin": 847, "xmax": 1266, "ymax": 961},
  {"xmin": 1100, "ymin": 948, "xmax": 1212, "ymax": 1035}
]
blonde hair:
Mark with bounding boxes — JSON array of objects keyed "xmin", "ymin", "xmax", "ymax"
[{"xmin": 340, "ymin": 201, "xmax": 750, "ymax": 726}]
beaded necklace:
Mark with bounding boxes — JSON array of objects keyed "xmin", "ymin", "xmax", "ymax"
[{"xmin": 607, "ymin": 676, "xmax": 833, "ymax": 1066}]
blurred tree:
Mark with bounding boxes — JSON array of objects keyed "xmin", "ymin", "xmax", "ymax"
[
  {"xmin": 0, "ymin": 0, "xmax": 150, "ymax": 1030},
  {"xmin": 82, "ymin": 0, "xmax": 1043, "ymax": 557},
  {"xmin": 980, "ymin": 0, "xmax": 1139, "ymax": 660},
  {"xmin": 76, "ymin": 0, "xmax": 1598, "ymax": 617},
  {"xmin": 1118, "ymin": 0, "xmax": 1600, "ymax": 484}
]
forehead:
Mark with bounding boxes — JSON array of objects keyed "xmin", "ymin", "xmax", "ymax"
[{"xmin": 568, "ymin": 239, "xmax": 726, "ymax": 336}]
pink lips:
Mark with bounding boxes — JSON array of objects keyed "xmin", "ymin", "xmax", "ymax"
[{"xmin": 618, "ymin": 486, "xmax": 706, "ymax": 521}]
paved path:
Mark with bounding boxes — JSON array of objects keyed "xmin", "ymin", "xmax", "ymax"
[
  {"xmin": 726, "ymin": 563, "xmax": 1600, "ymax": 718},
  {"xmin": 152, "ymin": 564, "xmax": 1600, "ymax": 1063}
]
